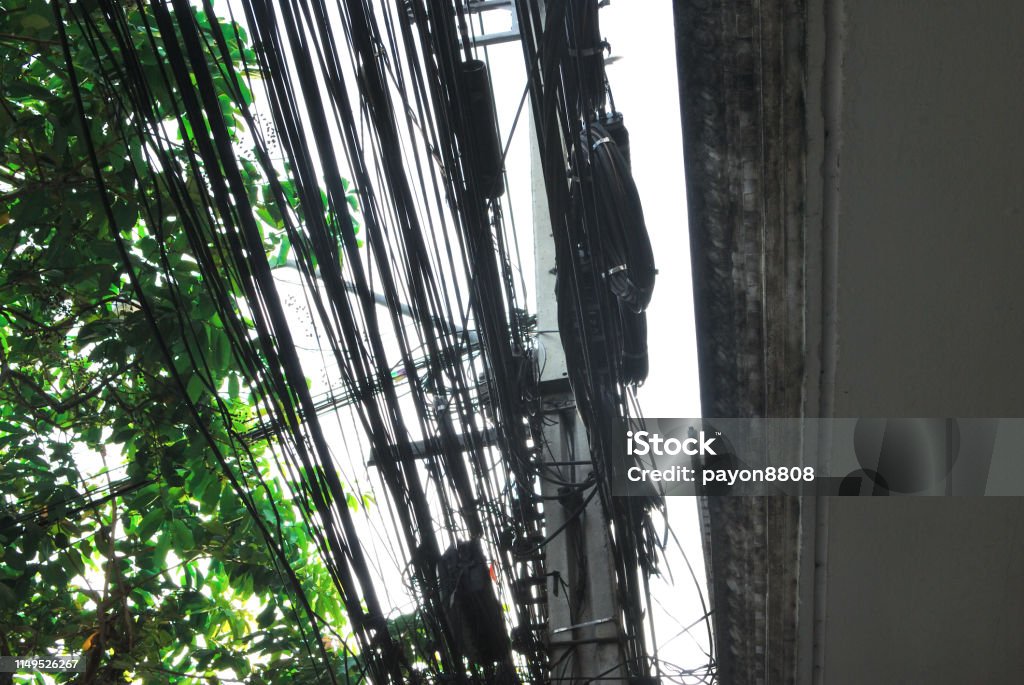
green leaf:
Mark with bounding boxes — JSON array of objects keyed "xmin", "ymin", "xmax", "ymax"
[
  {"xmin": 112, "ymin": 202, "xmax": 139, "ymax": 234},
  {"xmin": 256, "ymin": 603, "xmax": 276, "ymax": 628},
  {"xmin": 200, "ymin": 478, "xmax": 222, "ymax": 514},
  {"xmin": 75, "ymin": 320, "xmax": 113, "ymax": 349},
  {"xmin": 170, "ymin": 519, "xmax": 195, "ymax": 551},
  {"xmin": 20, "ymin": 13, "xmax": 52, "ymax": 31},
  {"xmin": 271, "ymin": 235, "xmax": 291, "ymax": 268},
  {"xmin": 228, "ymin": 611, "xmax": 247, "ymax": 639},
  {"xmin": 160, "ymin": 450, "xmax": 186, "ymax": 487},
  {"xmin": 22, "ymin": 521, "xmax": 45, "ymax": 556},
  {"xmin": 190, "ymin": 468, "xmax": 211, "ymax": 499},
  {"xmin": 212, "ymin": 328, "xmax": 231, "ymax": 372},
  {"xmin": 136, "ymin": 507, "xmax": 164, "ymax": 541},
  {"xmin": 65, "ymin": 549, "xmax": 86, "ymax": 577},
  {"xmin": 40, "ymin": 561, "xmax": 66, "ymax": 586},
  {"xmin": 186, "ymin": 373, "xmax": 206, "ymax": 403},
  {"xmin": 4, "ymin": 548, "xmax": 26, "ymax": 572},
  {"xmin": 0, "ymin": 581, "xmax": 15, "ymax": 606}
]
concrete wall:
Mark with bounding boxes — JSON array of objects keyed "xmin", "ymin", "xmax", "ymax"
[
  {"xmin": 821, "ymin": 499, "xmax": 1024, "ymax": 684},
  {"xmin": 808, "ymin": 1, "xmax": 1024, "ymax": 682},
  {"xmin": 830, "ymin": 0, "xmax": 1024, "ymax": 417}
]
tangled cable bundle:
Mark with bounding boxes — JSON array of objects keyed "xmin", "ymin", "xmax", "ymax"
[
  {"xmin": 17, "ymin": 0, "xmax": 684, "ymax": 681},
  {"xmin": 578, "ymin": 121, "xmax": 657, "ymax": 315}
]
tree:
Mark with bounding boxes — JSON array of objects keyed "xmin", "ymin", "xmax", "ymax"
[{"xmin": 0, "ymin": 1, "xmax": 357, "ymax": 682}]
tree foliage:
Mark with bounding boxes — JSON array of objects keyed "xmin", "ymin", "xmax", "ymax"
[{"xmin": 0, "ymin": 1, "xmax": 357, "ymax": 682}]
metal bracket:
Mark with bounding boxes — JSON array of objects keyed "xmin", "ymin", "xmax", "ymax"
[{"xmin": 467, "ymin": 0, "xmax": 521, "ymax": 48}]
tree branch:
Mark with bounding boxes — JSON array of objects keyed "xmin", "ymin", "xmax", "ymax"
[
  {"xmin": 0, "ymin": 32, "xmax": 61, "ymax": 47},
  {"xmin": 0, "ymin": 347, "xmax": 131, "ymax": 416}
]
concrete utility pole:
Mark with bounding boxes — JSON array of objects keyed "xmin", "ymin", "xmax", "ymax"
[{"xmin": 531, "ymin": 124, "xmax": 627, "ymax": 682}]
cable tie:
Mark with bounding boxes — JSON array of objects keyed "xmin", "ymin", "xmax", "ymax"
[
  {"xmin": 591, "ymin": 136, "xmax": 612, "ymax": 150},
  {"xmin": 605, "ymin": 264, "xmax": 627, "ymax": 277}
]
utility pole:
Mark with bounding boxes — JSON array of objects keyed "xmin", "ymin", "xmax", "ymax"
[{"xmin": 531, "ymin": 120, "xmax": 627, "ymax": 682}]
